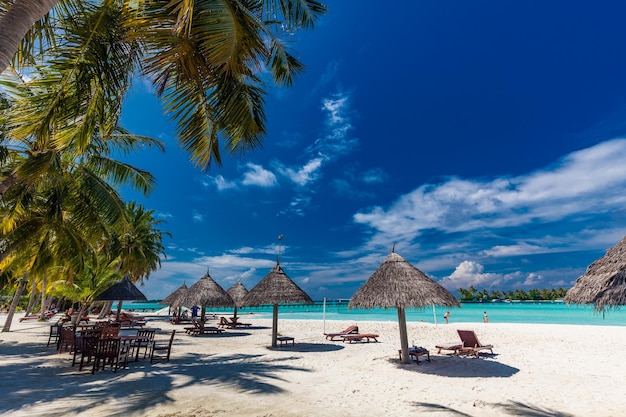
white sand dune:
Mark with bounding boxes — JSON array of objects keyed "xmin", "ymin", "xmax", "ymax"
[{"xmin": 1, "ymin": 312, "xmax": 625, "ymax": 417}]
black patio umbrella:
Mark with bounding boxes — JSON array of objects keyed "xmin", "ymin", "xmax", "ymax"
[
  {"xmin": 94, "ymin": 276, "xmax": 148, "ymax": 321},
  {"xmin": 348, "ymin": 248, "xmax": 460, "ymax": 364},
  {"xmin": 242, "ymin": 260, "xmax": 313, "ymax": 347}
]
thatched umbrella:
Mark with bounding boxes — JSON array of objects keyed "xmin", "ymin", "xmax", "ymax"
[
  {"xmin": 94, "ymin": 276, "xmax": 148, "ymax": 321},
  {"xmin": 177, "ymin": 270, "xmax": 234, "ymax": 323},
  {"xmin": 242, "ymin": 261, "xmax": 313, "ymax": 347},
  {"xmin": 565, "ymin": 236, "xmax": 626, "ymax": 312},
  {"xmin": 159, "ymin": 283, "xmax": 188, "ymax": 321},
  {"xmin": 348, "ymin": 248, "xmax": 460, "ymax": 364},
  {"xmin": 227, "ymin": 281, "xmax": 249, "ymax": 320}
]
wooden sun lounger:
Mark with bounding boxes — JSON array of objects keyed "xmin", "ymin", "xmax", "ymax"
[
  {"xmin": 435, "ymin": 342, "xmax": 462, "ymax": 354},
  {"xmin": 189, "ymin": 326, "xmax": 225, "ymax": 336},
  {"xmin": 324, "ymin": 325, "xmax": 359, "ymax": 341},
  {"xmin": 341, "ymin": 333, "xmax": 379, "ymax": 343},
  {"xmin": 457, "ymin": 330, "xmax": 494, "ymax": 358}
]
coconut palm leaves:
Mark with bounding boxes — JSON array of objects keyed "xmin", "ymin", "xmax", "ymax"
[{"xmin": 2, "ymin": 0, "xmax": 326, "ymax": 169}]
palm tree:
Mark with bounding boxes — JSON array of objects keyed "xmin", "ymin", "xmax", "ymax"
[
  {"xmin": 97, "ymin": 201, "xmax": 169, "ymax": 318},
  {"xmin": 1, "ymin": 1, "xmax": 326, "ymax": 173}
]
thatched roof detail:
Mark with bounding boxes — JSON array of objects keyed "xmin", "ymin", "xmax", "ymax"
[
  {"xmin": 565, "ymin": 235, "xmax": 626, "ymax": 311},
  {"xmin": 159, "ymin": 283, "xmax": 188, "ymax": 307},
  {"xmin": 348, "ymin": 251, "xmax": 459, "ymax": 310},
  {"xmin": 227, "ymin": 281, "xmax": 249, "ymax": 307},
  {"xmin": 94, "ymin": 277, "xmax": 147, "ymax": 301},
  {"xmin": 242, "ymin": 263, "xmax": 313, "ymax": 306},
  {"xmin": 176, "ymin": 271, "xmax": 234, "ymax": 308}
]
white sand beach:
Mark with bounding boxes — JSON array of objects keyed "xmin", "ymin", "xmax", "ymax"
[{"xmin": 1, "ymin": 312, "xmax": 625, "ymax": 417}]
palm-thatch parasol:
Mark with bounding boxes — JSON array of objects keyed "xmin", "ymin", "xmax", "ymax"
[
  {"xmin": 176, "ymin": 270, "xmax": 234, "ymax": 323},
  {"xmin": 242, "ymin": 261, "xmax": 313, "ymax": 347},
  {"xmin": 227, "ymin": 281, "xmax": 249, "ymax": 320},
  {"xmin": 94, "ymin": 276, "xmax": 148, "ymax": 321},
  {"xmin": 348, "ymin": 248, "xmax": 460, "ymax": 364},
  {"xmin": 159, "ymin": 282, "xmax": 188, "ymax": 321},
  {"xmin": 565, "ymin": 235, "xmax": 626, "ymax": 312}
]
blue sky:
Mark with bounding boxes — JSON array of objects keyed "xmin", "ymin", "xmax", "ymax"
[{"xmin": 120, "ymin": 1, "xmax": 626, "ymax": 300}]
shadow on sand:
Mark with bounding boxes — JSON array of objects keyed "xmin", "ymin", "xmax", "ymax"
[
  {"xmin": 266, "ymin": 342, "xmax": 344, "ymax": 353},
  {"xmin": 0, "ymin": 338, "xmax": 313, "ymax": 417},
  {"xmin": 393, "ymin": 353, "xmax": 519, "ymax": 378},
  {"xmin": 412, "ymin": 400, "xmax": 576, "ymax": 417}
]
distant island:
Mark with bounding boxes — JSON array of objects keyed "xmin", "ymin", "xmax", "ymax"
[{"xmin": 457, "ymin": 286, "xmax": 567, "ymax": 302}]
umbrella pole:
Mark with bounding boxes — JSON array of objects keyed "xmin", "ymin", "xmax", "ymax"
[
  {"xmin": 233, "ymin": 306, "xmax": 238, "ymax": 320},
  {"xmin": 397, "ymin": 307, "xmax": 410, "ymax": 364},
  {"xmin": 271, "ymin": 303, "xmax": 278, "ymax": 348},
  {"xmin": 116, "ymin": 301, "xmax": 123, "ymax": 321},
  {"xmin": 323, "ymin": 297, "xmax": 326, "ymax": 334}
]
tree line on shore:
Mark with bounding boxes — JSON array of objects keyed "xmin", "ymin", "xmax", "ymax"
[{"xmin": 457, "ymin": 286, "xmax": 568, "ymax": 302}]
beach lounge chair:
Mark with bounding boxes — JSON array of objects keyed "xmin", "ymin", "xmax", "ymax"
[
  {"xmin": 324, "ymin": 325, "xmax": 359, "ymax": 341},
  {"xmin": 341, "ymin": 333, "xmax": 379, "ymax": 343},
  {"xmin": 219, "ymin": 316, "xmax": 235, "ymax": 328},
  {"xmin": 435, "ymin": 342, "xmax": 462, "ymax": 355},
  {"xmin": 456, "ymin": 329, "xmax": 494, "ymax": 358}
]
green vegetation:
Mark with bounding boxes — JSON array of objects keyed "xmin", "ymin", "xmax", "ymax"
[
  {"xmin": 457, "ymin": 286, "xmax": 568, "ymax": 302},
  {"xmin": 0, "ymin": 1, "xmax": 326, "ymax": 331}
]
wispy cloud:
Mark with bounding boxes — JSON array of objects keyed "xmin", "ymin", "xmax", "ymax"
[
  {"xmin": 279, "ymin": 158, "xmax": 323, "ymax": 186},
  {"xmin": 354, "ymin": 139, "xmax": 626, "ymax": 255},
  {"xmin": 192, "ymin": 210, "xmax": 204, "ymax": 223}
]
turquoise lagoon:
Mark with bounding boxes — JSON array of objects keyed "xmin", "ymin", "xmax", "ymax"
[{"xmin": 118, "ymin": 300, "xmax": 626, "ymax": 327}]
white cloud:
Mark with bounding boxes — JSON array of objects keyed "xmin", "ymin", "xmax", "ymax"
[
  {"xmin": 213, "ymin": 175, "xmax": 238, "ymax": 191},
  {"xmin": 279, "ymin": 158, "xmax": 323, "ymax": 186},
  {"xmin": 241, "ymin": 163, "xmax": 278, "ymax": 187},
  {"xmin": 439, "ymin": 261, "xmax": 523, "ymax": 290},
  {"xmin": 155, "ymin": 211, "xmax": 173, "ymax": 219},
  {"xmin": 354, "ymin": 139, "xmax": 626, "ymax": 254}
]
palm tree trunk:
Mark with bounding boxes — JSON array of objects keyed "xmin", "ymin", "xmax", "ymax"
[
  {"xmin": 0, "ymin": 0, "xmax": 58, "ymax": 73},
  {"xmin": 98, "ymin": 300, "xmax": 113, "ymax": 319},
  {"xmin": 2, "ymin": 272, "xmax": 29, "ymax": 332},
  {"xmin": 25, "ymin": 276, "xmax": 37, "ymax": 315},
  {"xmin": 39, "ymin": 272, "xmax": 47, "ymax": 318}
]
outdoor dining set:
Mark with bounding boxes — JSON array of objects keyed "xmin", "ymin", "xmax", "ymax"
[{"xmin": 49, "ymin": 320, "xmax": 175, "ymax": 374}]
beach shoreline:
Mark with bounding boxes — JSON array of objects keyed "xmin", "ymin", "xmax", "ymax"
[{"xmin": 1, "ymin": 312, "xmax": 625, "ymax": 417}]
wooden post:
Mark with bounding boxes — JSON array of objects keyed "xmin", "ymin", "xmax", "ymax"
[
  {"xmin": 271, "ymin": 303, "xmax": 279, "ymax": 347},
  {"xmin": 397, "ymin": 307, "xmax": 410, "ymax": 364}
]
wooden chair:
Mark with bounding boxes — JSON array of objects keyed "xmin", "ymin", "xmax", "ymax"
[
  {"xmin": 92, "ymin": 337, "xmax": 121, "ymax": 374},
  {"xmin": 58, "ymin": 325, "xmax": 76, "ymax": 353},
  {"xmin": 132, "ymin": 329, "xmax": 156, "ymax": 360},
  {"xmin": 47, "ymin": 322, "xmax": 63, "ymax": 347},
  {"xmin": 74, "ymin": 331, "xmax": 100, "ymax": 371},
  {"xmin": 151, "ymin": 330, "xmax": 175, "ymax": 363}
]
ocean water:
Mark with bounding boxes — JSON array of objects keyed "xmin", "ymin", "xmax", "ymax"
[{"xmin": 118, "ymin": 300, "xmax": 626, "ymax": 326}]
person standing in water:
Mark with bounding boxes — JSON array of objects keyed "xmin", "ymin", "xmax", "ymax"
[
  {"xmin": 483, "ymin": 311, "xmax": 489, "ymax": 323},
  {"xmin": 443, "ymin": 311, "xmax": 450, "ymax": 324}
]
